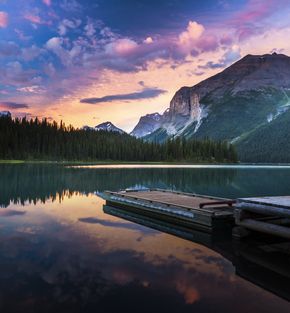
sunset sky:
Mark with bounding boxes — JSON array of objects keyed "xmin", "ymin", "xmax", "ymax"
[{"xmin": 1, "ymin": 0, "xmax": 290, "ymax": 131}]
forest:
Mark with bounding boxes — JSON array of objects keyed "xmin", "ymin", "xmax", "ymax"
[{"xmin": 0, "ymin": 115, "xmax": 238, "ymax": 163}]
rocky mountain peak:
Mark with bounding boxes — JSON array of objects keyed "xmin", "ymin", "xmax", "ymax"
[
  {"xmin": 83, "ymin": 121, "xmax": 125, "ymax": 134},
  {"xmin": 95, "ymin": 121, "xmax": 125, "ymax": 134},
  {"xmin": 130, "ymin": 112, "xmax": 162, "ymax": 138},
  {"xmin": 136, "ymin": 53, "xmax": 290, "ymax": 146},
  {"xmin": 0, "ymin": 111, "xmax": 11, "ymax": 118}
]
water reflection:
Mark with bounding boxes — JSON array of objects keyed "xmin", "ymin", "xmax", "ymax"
[
  {"xmin": 104, "ymin": 204, "xmax": 290, "ymax": 302},
  {"xmin": 2, "ymin": 163, "xmax": 290, "ymax": 208},
  {"xmin": 0, "ymin": 164, "xmax": 290, "ymax": 312}
]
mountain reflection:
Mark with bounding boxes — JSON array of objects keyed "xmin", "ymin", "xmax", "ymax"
[
  {"xmin": 0, "ymin": 164, "xmax": 238, "ymax": 207},
  {"xmin": 0, "ymin": 166, "xmax": 290, "ymax": 312}
]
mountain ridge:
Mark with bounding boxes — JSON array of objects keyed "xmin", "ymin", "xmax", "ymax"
[{"xmin": 130, "ymin": 52, "xmax": 290, "ymax": 162}]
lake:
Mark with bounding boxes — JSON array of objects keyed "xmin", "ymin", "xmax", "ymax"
[{"xmin": 0, "ymin": 163, "xmax": 290, "ymax": 312}]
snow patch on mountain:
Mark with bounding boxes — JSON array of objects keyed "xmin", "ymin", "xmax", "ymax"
[
  {"xmin": 0, "ymin": 111, "xmax": 11, "ymax": 118},
  {"xmin": 267, "ymin": 103, "xmax": 290, "ymax": 123},
  {"xmin": 83, "ymin": 122, "xmax": 126, "ymax": 134}
]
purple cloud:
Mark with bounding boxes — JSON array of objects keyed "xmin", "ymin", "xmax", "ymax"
[
  {"xmin": 43, "ymin": 0, "xmax": 51, "ymax": 6},
  {"xmin": 0, "ymin": 61, "xmax": 41, "ymax": 86},
  {"xmin": 80, "ymin": 88, "xmax": 167, "ymax": 104},
  {"xmin": 0, "ymin": 101, "xmax": 29, "ymax": 109},
  {"xmin": 0, "ymin": 41, "xmax": 20, "ymax": 56}
]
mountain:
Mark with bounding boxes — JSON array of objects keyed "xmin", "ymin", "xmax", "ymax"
[
  {"xmin": 130, "ymin": 112, "xmax": 162, "ymax": 138},
  {"xmin": 139, "ymin": 53, "xmax": 290, "ymax": 162},
  {"xmin": 83, "ymin": 121, "xmax": 126, "ymax": 134},
  {"xmin": 0, "ymin": 111, "xmax": 11, "ymax": 118}
]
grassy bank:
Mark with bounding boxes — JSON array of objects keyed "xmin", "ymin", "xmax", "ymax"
[
  {"xmin": 0, "ymin": 160, "xmax": 25, "ymax": 164},
  {"xmin": 0, "ymin": 159, "xmax": 238, "ymax": 165}
]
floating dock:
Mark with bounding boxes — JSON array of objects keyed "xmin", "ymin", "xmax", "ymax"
[
  {"xmin": 103, "ymin": 189, "xmax": 290, "ymax": 240},
  {"xmin": 103, "ymin": 189, "xmax": 235, "ymax": 232},
  {"xmin": 235, "ymin": 196, "xmax": 290, "ymax": 239}
]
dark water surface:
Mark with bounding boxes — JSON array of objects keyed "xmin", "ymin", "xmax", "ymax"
[{"xmin": 0, "ymin": 164, "xmax": 290, "ymax": 312}]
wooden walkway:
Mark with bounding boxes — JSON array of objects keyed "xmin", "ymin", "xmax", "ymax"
[
  {"xmin": 235, "ymin": 196, "xmax": 290, "ymax": 239},
  {"xmin": 104, "ymin": 189, "xmax": 234, "ymax": 232}
]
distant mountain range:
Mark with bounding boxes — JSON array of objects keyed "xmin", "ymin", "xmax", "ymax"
[
  {"xmin": 83, "ymin": 121, "xmax": 126, "ymax": 134},
  {"xmin": 0, "ymin": 111, "xmax": 11, "ymax": 118},
  {"xmin": 3, "ymin": 53, "xmax": 290, "ymax": 162}
]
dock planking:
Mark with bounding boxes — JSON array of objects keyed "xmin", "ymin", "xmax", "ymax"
[
  {"xmin": 104, "ymin": 189, "xmax": 235, "ymax": 232},
  {"xmin": 103, "ymin": 190, "xmax": 290, "ymax": 239},
  {"xmin": 235, "ymin": 196, "xmax": 290, "ymax": 239}
]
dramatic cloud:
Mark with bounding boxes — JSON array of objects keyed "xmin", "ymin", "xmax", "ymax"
[
  {"xmin": 80, "ymin": 88, "xmax": 167, "ymax": 104},
  {"xmin": 1, "ymin": 0, "xmax": 289, "ymax": 128},
  {"xmin": 0, "ymin": 11, "xmax": 8, "ymax": 28},
  {"xmin": 0, "ymin": 101, "xmax": 29, "ymax": 109},
  {"xmin": 91, "ymin": 20, "xmax": 220, "ymax": 72},
  {"xmin": 178, "ymin": 21, "xmax": 205, "ymax": 51},
  {"xmin": 45, "ymin": 37, "xmax": 82, "ymax": 66}
]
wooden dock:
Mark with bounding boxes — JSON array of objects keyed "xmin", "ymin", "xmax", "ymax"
[
  {"xmin": 234, "ymin": 196, "xmax": 290, "ymax": 239},
  {"xmin": 103, "ymin": 189, "xmax": 235, "ymax": 232}
]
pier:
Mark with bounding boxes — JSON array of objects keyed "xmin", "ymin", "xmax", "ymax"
[
  {"xmin": 104, "ymin": 189, "xmax": 235, "ymax": 232},
  {"xmin": 104, "ymin": 189, "xmax": 290, "ymax": 239}
]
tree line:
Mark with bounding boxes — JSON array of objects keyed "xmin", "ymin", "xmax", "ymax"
[{"xmin": 0, "ymin": 115, "xmax": 238, "ymax": 162}]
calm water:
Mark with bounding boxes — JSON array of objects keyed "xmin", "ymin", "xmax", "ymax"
[{"xmin": 0, "ymin": 164, "xmax": 290, "ymax": 312}]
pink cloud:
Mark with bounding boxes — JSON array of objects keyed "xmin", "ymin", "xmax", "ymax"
[
  {"xmin": 226, "ymin": 0, "xmax": 284, "ymax": 42},
  {"xmin": 220, "ymin": 34, "xmax": 233, "ymax": 45},
  {"xmin": 235, "ymin": 0, "xmax": 276, "ymax": 24},
  {"xmin": 43, "ymin": 0, "xmax": 52, "ymax": 6},
  {"xmin": 0, "ymin": 11, "xmax": 8, "ymax": 28},
  {"xmin": 196, "ymin": 34, "xmax": 219, "ymax": 52},
  {"xmin": 24, "ymin": 13, "xmax": 42, "ymax": 24},
  {"xmin": 82, "ymin": 20, "xmax": 223, "ymax": 72},
  {"xmin": 233, "ymin": 1, "xmax": 278, "ymax": 27},
  {"xmin": 24, "ymin": 13, "xmax": 52, "ymax": 26},
  {"xmin": 105, "ymin": 39, "xmax": 138, "ymax": 57},
  {"xmin": 237, "ymin": 26, "xmax": 258, "ymax": 41},
  {"xmin": 178, "ymin": 21, "xmax": 205, "ymax": 53}
]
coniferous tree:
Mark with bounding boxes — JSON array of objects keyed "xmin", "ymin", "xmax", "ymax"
[{"xmin": 0, "ymin": 115, "xmax": 238, "ymax": 163}]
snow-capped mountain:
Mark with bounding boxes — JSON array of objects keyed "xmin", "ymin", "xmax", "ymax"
[
  {"xmin": 83, "ymin": 122, "xmax": 126, "ymax": 134},
  {"xmin": 0, "ymin": 111, "xmax": 11, "ymax": 118}
]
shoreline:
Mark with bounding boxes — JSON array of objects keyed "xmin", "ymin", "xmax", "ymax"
[{"xmin": 1, "ymin": 159, "xmax": 290, "ymax": 167}]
